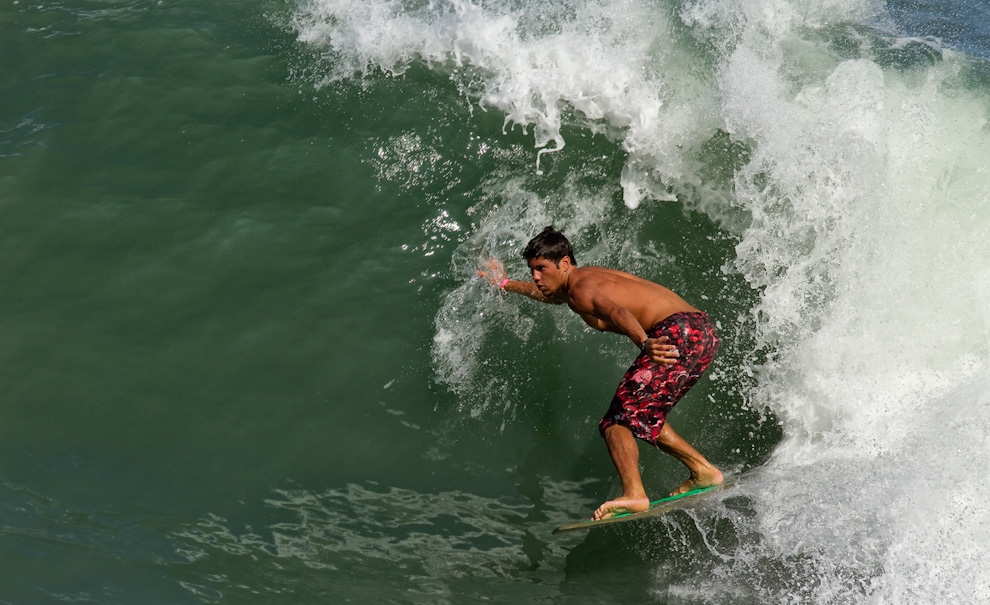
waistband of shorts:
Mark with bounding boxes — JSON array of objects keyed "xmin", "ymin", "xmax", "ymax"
[{"xmin": 647, "ymin": 311, "xmax": 711, "ymax": 334}]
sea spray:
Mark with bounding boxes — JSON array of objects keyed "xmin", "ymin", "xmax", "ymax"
[
  {"xmin": 696, "ymin": 0, "xmax": 990, "ymax": 600},
  {"xmin": 290, "ymin": 0, "xmax": 730, "ymax": 207},
  {"xmin": 430, "ymin": 175, "xmax": 625, "ymax": 418}
]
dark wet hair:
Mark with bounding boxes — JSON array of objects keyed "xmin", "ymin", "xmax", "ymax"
[{"xmin": 522, "ymin": 226, "xmax": 577, "ymax": 266}]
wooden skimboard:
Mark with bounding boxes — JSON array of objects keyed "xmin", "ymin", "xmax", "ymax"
[{"xmin": 553, "ymin": 482, "xmax": 730, "ymax": 533}]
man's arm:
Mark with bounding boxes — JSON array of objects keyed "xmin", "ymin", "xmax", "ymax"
[
  {"xmin": 570, "ymin": 280, "xmax": 680, "ymax": 365},
  {"xmin": 501, "ymin": 279, "xmax": 560, "ymax": 303},
  {"xmin": 571, "ymin": 283, "xmax": 648, "ymax": 346},
  {"xmin": 477, "ymin": 258, "xmax": 563, "ymax": 304}
]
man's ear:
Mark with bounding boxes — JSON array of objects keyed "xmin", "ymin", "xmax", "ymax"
[{"xmin": 558, "ymin": 256, "xmax": 572, "ymax": 270}]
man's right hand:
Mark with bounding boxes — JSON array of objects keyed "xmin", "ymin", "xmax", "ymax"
[{"xmin": 477, "ymin": 258, "xmax": 507, "ymax": 286}]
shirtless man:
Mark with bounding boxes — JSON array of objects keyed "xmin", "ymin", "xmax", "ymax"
[{"xmin": 480, "ymin": 226, "xmax": 723, "ymax": 520}]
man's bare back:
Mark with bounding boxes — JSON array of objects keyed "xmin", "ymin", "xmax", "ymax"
[{"xmin": 564, "ymin": 266, "xmax": 701, "ymax": 335}]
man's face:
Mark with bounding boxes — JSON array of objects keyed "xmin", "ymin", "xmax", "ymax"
[{"xmin": 527, "ymin": 256, "xmax": 569, "ymax": 296}]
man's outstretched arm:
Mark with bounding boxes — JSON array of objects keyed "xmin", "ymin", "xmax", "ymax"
[{"xmin": 477, "ymin": 258, "xmax": 562, "ymax": 304}]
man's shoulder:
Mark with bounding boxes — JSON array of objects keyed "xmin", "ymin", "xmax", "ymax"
[
  {"xmin": 568, "ymin": 267, "xmax": 634, "ymax": 300},
  {"xmin": 573, "ymin": 265, "xmax": 636, "ymax": 283}
]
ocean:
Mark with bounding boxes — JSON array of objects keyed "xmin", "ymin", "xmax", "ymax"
[{"xmin": 2, "ymin": 0, "xmax": 989, "ymax": 602}]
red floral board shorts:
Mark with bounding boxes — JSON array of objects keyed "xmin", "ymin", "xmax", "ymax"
[{"xmin": 598, "ymin": 312, "xmax": 719, "ymax": 446}]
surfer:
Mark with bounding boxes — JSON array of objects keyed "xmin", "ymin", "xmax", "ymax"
[{"xmin": 479, "ymin": 226, "xmax": 723, "ymax": 521}]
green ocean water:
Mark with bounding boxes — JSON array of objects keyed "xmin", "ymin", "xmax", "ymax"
[
  {"xmin": 1, "ymin": 1, "xmax": 774, "ymax": 601},
  {"xmin": 5, "ymin": 0, "xmax": 990, "ymax": 602}
]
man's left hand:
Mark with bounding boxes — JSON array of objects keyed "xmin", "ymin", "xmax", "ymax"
[{"xmin": 644, "ymin": 336, "xmax": 679, "ymax": 366}]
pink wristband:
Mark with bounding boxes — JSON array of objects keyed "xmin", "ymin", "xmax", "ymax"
[{"xmin": 499, "ymin": 278, "xmax": 509, "ymax": 290}]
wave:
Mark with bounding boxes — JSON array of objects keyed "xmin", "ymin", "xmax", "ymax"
[{"xmin": 291, "ymin": 0, "xmax": 990, "ymax": 601}]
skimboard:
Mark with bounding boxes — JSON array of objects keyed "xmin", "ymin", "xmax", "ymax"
[{"xmin": 553, "ymin": 483, "xmax": 728, "ymax": 533}]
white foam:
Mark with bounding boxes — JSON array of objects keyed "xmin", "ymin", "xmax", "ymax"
[
  {"xmin": 292, "ymin": 0, "xmax": 736, "ymax": 206},
  {"xmin": 702, "ymin": 0, "xmax": 990, "ymax": 600}
]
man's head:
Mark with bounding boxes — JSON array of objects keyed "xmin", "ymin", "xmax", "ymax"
[
  {"xmin": 523, "ymin": 226, "xmax": 577, "ymax": 297},
  {"xmin": 522, "ymin": 226, "xmax": 576, "ymax": 266}
]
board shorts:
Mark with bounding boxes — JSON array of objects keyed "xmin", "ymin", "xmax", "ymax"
[{"xmin": 598, "ymin": 312, "xmax": 719, "ymax": 446}]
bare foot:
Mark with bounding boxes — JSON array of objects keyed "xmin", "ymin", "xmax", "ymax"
[
  {"xmin": 592, "ymin": 495, "xmax": 650, "ymax": 521},
  {"xmin": 670, "ymin": 466, "xmax": 723, "ymax": 496}
]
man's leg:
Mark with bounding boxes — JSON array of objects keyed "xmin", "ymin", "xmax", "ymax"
[
  {"xmin": 592, "ymin": 424, "xmax": 651, "ymax": 520},
  {"xmin": 655, "ymin": 423, "xmax": 723, "ymax": 495}
]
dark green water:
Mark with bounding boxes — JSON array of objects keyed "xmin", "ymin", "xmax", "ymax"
[
  {"xmin": 5, "ymin": 0, "xmax": 990, "ymax": 602},
  {"xmin": 1, "ymin": 2, "xmax": 775, "ymax": 601}
]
